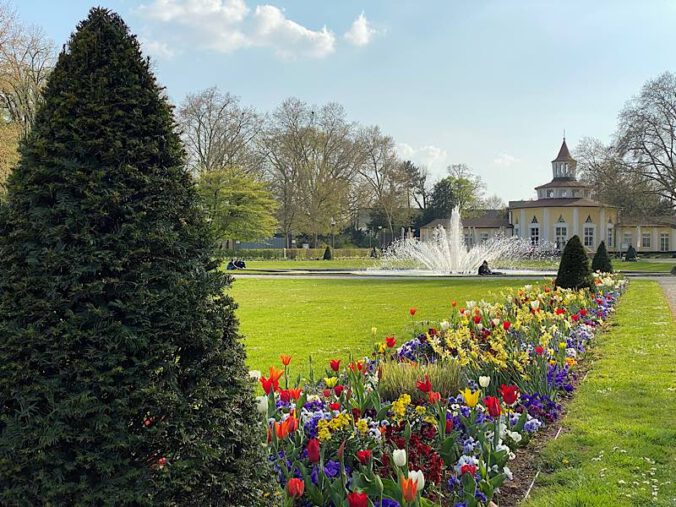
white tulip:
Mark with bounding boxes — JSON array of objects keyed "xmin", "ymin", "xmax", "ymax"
[
  {"xmin": 530, "ymin": 300, "xmax": 540, "ymax": 310},
  {"xmin": 479, "ymin": 376, "xmax": 491, "ymax": 388},
  {"xmin": 392, "ymin": 449, "xmax": 407, "ymax": 467},
  {"xmin": 255, "ymin": 396, "xmax": 268, "ymax": 415},
  {"xmin": 248, "ymin": 370, "xmax": 261, "ymax": 380},
  {"xmin": 440, "ymin": 320, "xmax": 450, "ymax": 330},
  {"xmin": 408, "ymin": 470, "xmax": 425, "ymax": 491},
  {"xmin": 503, "ymin": 466, "xmax": 513, "ymax": 480}
]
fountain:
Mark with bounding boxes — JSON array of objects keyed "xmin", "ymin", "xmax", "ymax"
[{"xmin": 376, "ymin": 207, "xmax": 556, "ymax": 275}]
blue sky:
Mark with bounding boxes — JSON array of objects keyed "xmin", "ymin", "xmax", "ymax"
[{"xmin": 15, "ymin": 0, "xmax": 676, "ymax": 202}]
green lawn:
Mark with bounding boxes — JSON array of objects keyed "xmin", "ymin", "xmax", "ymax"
[
  {"xmin": 524, "ymin": 280, "xmax": 676, "ymax": 506},
  {"xmin": 241, "ymin": 258, "xmax": 674, "ymax": 273},
  {"xmin": 228, "ymin": 277, "xmax": 529, "ymax": 375}
]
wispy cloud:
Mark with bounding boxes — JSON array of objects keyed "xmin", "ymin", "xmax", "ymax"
[
  {"xmin": 397, "ymin": 143, "xmax": 449, "ymax": 171},
  {"xmin": 139, "ymin": 38, "xmax": 176, "ymax": 60},
  {"xmin": 492, "ymin": 153, "xmax": 520, "ymax": 167},
  {"xmin": 137, "ymin": 0, "xmax": 337, "ymax": 59},
  {"xmin": 344, "ymin": 12, "xmax": 377, "ymax": 47}
]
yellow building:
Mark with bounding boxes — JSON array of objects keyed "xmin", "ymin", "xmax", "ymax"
[
  {"xmin": 420, "ymin": 139, "xmax": 676, "ymax": 254},
  {"xmin": 508, "ymin": 139, "xmax": 618, "ymax": 252}
]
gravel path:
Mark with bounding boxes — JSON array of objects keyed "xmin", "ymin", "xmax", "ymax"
[{"xmin": 656, "ymin": 276, "xmax": 676, "ymax": 318}]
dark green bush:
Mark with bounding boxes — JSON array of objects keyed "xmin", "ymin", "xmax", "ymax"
[
  {"xmin": 323, "ymin": 245, "xmax": 333, "ymax": 260},
  {"xmin": 591, "ymin": 240, "xmax": 613, "ymax": 273},
  {"xmin": 0, "ymin": 9, "xmax": 271, "ymax": 505},
  {"xmin": 625, "ymin": 244, "xmax": 638, "ymax": 261},
  {"xmin": 555, "ymin": 235, "xmax": 592, "ymax": 289}
]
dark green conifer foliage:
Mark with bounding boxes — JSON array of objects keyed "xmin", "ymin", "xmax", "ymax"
[
  {"xmin": 591, "ymin": 240, "xmax": 613, "ymax": 273},
  {"xmin": 0, "ymin": 9, "xmax": 271, "ymax": 505},
  {"xmin": 323, "ymin": 245, "xmax": 333, "ymax": 260},
  {"xmin": 555, "ymin": 235, "xmax": 593, "ymax": 289},
  {"xmin": 625, "ymin": 244, "xmax": 637, "ymax": 261}
]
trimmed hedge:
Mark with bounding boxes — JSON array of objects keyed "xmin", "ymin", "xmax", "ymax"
[
  {"xmin": 591, "ymin": 240, "xmax": 613, "ymax": 273},
  {"xmin": 555, "ymin": 235, "xmax": 592, "ymax": 289}
]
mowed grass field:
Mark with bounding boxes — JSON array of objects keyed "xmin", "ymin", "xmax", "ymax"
[
  {"xmin": 244, "ymin": 258, "xmax": 675, "ymax": 273},
  {"xmin": 525, "ymin": 280, "xmax": 676, "ymax": 506},
  {"xmin": 228, "ymin": 277, "xmax": 530, "ymax": 375}
]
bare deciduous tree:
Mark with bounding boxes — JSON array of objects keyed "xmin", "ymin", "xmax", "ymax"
[
  {"xmin": 617, "ymin": 72, "xmax": 676, "ymax": 209},
  {"xmin": 0, "ymin": 2, "xmax": 55, "ymax": 136},
  {"xmin": 178, "ymin": 87, "xmax": 263, "ymax": 175},
  {"xmin": 356, "ymin": 126, "xmax": 409, "ymax": 235}
]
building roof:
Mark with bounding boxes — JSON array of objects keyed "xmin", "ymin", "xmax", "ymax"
[
  {"xmin": 552, "ymin": 138, "xmax": 575, "ymax": 162},
  {"xmin": 508, "ymin": 198, "xmax": 616, "ymax": 209},
  {"xmin": 535, "ymin": 179, "xmax": 591, "ymax": 190},
  {"xmin": 616, "ymin": 215, "xmax": 676, "ymax": 228},
  {"xmin": 421, "ymin": 210, "xmax": 512, "ymax": 229}
]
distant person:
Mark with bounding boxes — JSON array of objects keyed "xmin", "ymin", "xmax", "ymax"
[
  {"xmin": 478, "ymin": 260, "xmax": 492, "ymax": 276},
  {"xmin": 235, "ymin": 259, "xmax": 246, "ymax": 269},
  {"xmin": 226, "ymin": 259, "xmax": 236, "ymax": 270}
]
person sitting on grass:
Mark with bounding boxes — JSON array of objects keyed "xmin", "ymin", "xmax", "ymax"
[{"xmin": 478, "ymin": 260, "xmax": 492, "ymax": 275}]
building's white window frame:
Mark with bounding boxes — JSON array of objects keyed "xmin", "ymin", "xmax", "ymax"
[
  {"xmin": 607, "ymin": 226, "xmax": 614, "ymax": 248},
  {"xmin": 555, "ymin": 224, "xmax": 568, "ymax": 250},
  {"xmin": 622, "ymin": 232, "xmax": 632, "ymax": 248},
  {"xmin": 529, "ymin": 225, "xmax": 540, "ymax": 245},
  {"xmin": 641, "ymin": 232, "xmax": 651, "ymax": 248},
  {"xmin": 583, "ymin": 225, "xmax": 595, "ymax": 247},
  {"xmin": 660, "ymin": 233, "xmax": 670, "ymax": 252}
]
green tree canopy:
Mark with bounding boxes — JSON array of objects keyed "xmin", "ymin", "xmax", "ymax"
[
  {"xmin": 0, "ymin": 8, "xmax": 270, "ymax": 504},
  {"xmin": 197, "ymin": 166, "xmax": 278, "ymax": 243}
]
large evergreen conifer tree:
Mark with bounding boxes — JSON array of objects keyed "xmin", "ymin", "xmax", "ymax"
[
  {"xmin": 0, "ymin": 9, "xmax": 270, "ymax": 504},
  {"xmin": 555, "ymin": 235, "xmax": 593, "ymax": 289}
]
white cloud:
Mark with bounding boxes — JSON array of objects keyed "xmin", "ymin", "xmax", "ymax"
[
  {"xmin": 397, "ymin": 143, "xmax": 449, "ymax": 171},
  {"xmin": 137, "ymin": 0, "xmax": 336, "ymax": 59},
  {"xmin": 344, "ymin": 12, "xmax": 376, "ymax": 46},
  {"xmin": 140, "ymin": 38, "xmax": 176, "ymax": 59},
  {"xmin": 493, "ymin": 153, "xmax": 520, "ymax": 167},
  {"xmin": 252, "ymin": 5, "xmax": 335, "ymax": 59}
]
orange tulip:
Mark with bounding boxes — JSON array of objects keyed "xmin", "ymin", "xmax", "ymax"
[
  {"xmin": 286, "ymin": 478, "xmax": 304, "ymax": 498},
  {"xmin": 268, "ymin": 366, "xmax": 284, "ymax": 383},
  {"xmin": 280, "ymin": 354, "xmax": 292, "ymax": 366},
  {"xmin": 401, "ymin": 477, "xmax": 418, "ymax": 502},
  {"xmin": 288, "ymin": 387, "xmax": 302, "ymax": 400}
]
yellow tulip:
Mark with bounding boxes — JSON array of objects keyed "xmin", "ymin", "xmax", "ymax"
[
  {"xmin": 460, "ymin": 388, "xmax": 480, "ymax": 408},
  {"xmin": 324, "ymin": 376, "xmax": 338, "ymax": 388}
]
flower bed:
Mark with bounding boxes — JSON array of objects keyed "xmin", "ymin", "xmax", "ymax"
[{"xmin": 257, "ymin": 274, "xmax": 627, "ymax": 506}]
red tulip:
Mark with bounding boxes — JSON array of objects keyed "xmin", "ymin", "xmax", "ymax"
[
  {"xmin": 409, "ymin": 307, "xmax": 417, "ymax": 316},
  {"xmin": 555, "ymin": 308, "xmax": 565, "ymax": 315},
  {"xmin": 329, "ymin": 402, "xmax": 340, "ymax": 411},
  {"xmin": 334, "ymin": 385, "xmax": 345, "ymax": 397},
  {"xmin": 571, "ymin": 314, "xmax": 579, "ymax": 322},
  {"xmin": 460, "ymin": 464, "xmax": 477, "ymax": 476},
  {"xmin": 385, "ymin": 336, "xmax": 396, "ymax": 348},
  {"xmin": 349, "ymin": 361, "xmax": 364, "ymax": 373},
  {"xmin": 157, "ymin": 457, "xmax": 167, "ymax": 467},
  {"xmin": 473, "ymin": 315, "xmax": 481, "ymax": 324},
  {"xmin": 306, "ymin": 438, "xmax": 320, "ymax": 463},
  {"xmin": 260, "ymin": 376, "xmax": 278, "ymax": 395},
  {"xmin": 330, "ymin": 359, "xmax": 341, "ymax": 372},
  {"xmin": 351, "ymin": 408, "xmax": 362, "ymax": 420},
  {"xmin": 280, "ymin": 354, "xmax": 292, "ymax": 366},
  {"xmin": 459, "ymin": 307, "xmax": 465, "ymax": 314},
  {"xmin": 535, "ymin": 345, "xmax": 545, "ymax": 356},
  {"xmin": 484, "ymin": 396, "xmax": 501, "ymax": 417},
  {"xmin": 580, "ymin": 308, "xmax": 587, "ymax": 316},
  {"xmin": 416, "ymin": 374, "xmax": 432, "ymax": 393},
  {"xmin": 356, "ymin": 449, "xmax": 372, "ymax": 465},
  {"xmin": 445, "ymin": 418, "xmax": 454, "ymax": 433},
  {"xmin": 286, "ymin": 478, "xmax": 304, "ymax": 498},
  {"xmin": 503, "ymin": 321, "xmax": 511, "ymax": 331},
  {"xmin": 428, "ymin": 391, "xmax": 441, "ymax": 403},
  {"xmin": 279, "ymin": 389, "xmax": 291, "ymax": 403},
  {"xmin": 322, "ymin": 389, "xmax": 331, "ymax": 398},
  {"xmin": 143, "ymin": 417, "xmax": 153, "ymax": 427},
  {"xmin": 347, "ymin": 491, "xmax": 369, "ymax": 507},
  {"xmin": 498, "ymin": 384, "xmax": 519, "ymax": 405},
  {"xmin": 428, "ymin": 327, "xmax": 438, "ymax": 336}
]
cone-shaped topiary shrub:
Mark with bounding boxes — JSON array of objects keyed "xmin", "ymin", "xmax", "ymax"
[
  {"xmin": 323, "ymin": 245, "xmax": 333, "ymax": 260},
  {"xmin": 591, "ymin": 240, "xmax": 613, "ymax": 273},
  {"xmin": 555, "ymin": 235, "xmax": 592, "ymax": 289},
  {"xmin": 0, "ymin": 9, "xmax": 271, "ymax": 505},
  {"xmin": 625, "ymin": 244, "xmax": 637, "ymax": 261}
]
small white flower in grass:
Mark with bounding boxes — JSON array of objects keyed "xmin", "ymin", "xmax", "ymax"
[
  {"xmin": 393, "ymin": 449, "xmax": 407, "ymax": 467},
  {"xmin": 408, "ymin": 470, "xmax": 425, "ymax": 491},
  {"xmin": 256, "ymin": 396, "xmax": 268, "ymax": 414},
  {"xmin": 249, "ymin": 370, "xmax": 261, "ymax": 380},
  {"xmin": 479, "ymin": 376, "xmax": 491, "ymax": 388}
]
